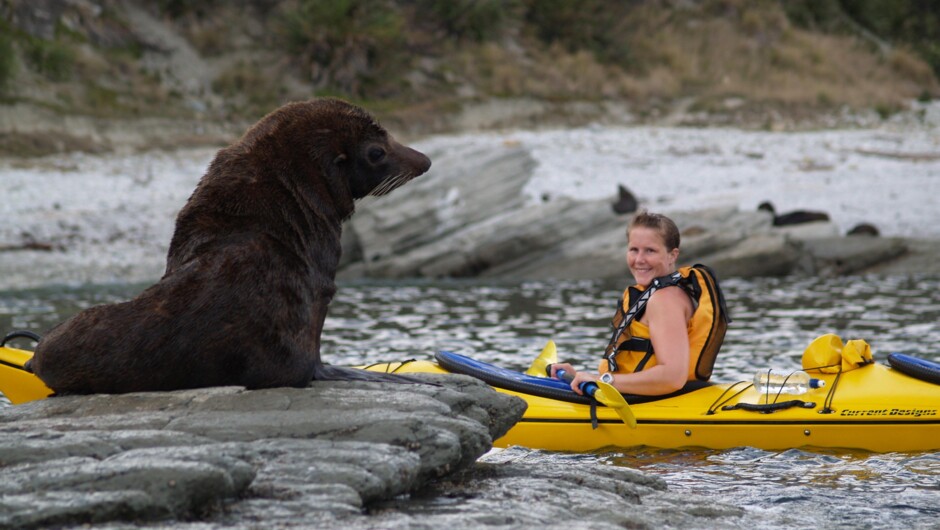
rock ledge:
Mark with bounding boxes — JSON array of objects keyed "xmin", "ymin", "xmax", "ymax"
[{"xmin": 0, "ymin": 374, "xmax": 524, "ymax": 528}]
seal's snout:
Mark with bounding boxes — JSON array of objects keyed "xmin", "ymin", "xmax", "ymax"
[
  {"xmin": 367, "ymin": 138, "xmax": 432, "ymax": 197},
  {"xmin": 409, "ymin": 146, "xmax": 432, "ymax": 175},
  {"xmin": 391, "ymin": 138, "xmax": 431, "ymax": 176}
]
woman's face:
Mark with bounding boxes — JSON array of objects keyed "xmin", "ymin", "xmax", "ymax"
[{"xmin": 626, "ymin": 227, "xmax": 679, "ymax": 286}]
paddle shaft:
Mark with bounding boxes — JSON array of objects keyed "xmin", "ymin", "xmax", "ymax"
[{"xmin": 555, "ymin": 368, "xmax": 600, "ymax": 398}]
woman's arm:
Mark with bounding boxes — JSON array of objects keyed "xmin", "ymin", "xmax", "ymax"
[{"xmin": 568, "ymin": 287, "xmax": 692, "ymax": 396}]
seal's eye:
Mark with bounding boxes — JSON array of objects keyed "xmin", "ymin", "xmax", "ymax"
[{"xmin": 367, "ymin": 146, "xmax": 386, "ymax": 164}]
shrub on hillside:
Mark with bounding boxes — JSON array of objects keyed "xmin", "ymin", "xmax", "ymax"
[
  {"xmin": 414, "ymin": 0, "xmax": 519, "ymax": 42},
  {"xmin": 785, "ymin": 0, "xmax": 940, "ymax": 77},
  {"xmin": 278, "ymin": 0, "xmax": 407, "ymax": 96},
  {"xmin": 522, "ymin": 0, "xmax": 636, "ymax": 66},
  {"xmin": 0, "ymin": 33, "xmax": 15, "ymax": 92},
  {"xmin": 25, "ymin": 39, "xmax": 74, "ymax": 82}
]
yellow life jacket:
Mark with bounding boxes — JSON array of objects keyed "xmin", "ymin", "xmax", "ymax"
[{"xmin": 600, "ymin": 264, "xmax": 730, "ymax": 382}]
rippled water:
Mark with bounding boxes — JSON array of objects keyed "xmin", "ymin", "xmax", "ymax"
[{"xmin": 2, "ymin": 275, "xmax": 938, "ymax": 528}]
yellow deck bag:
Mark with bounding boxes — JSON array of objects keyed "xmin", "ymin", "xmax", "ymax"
[{"xmin": 802, "ymin": 334, "xmax": 873, "ymax": 374}]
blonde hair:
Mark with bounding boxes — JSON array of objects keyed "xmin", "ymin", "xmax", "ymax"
[{"xmin": 628, "ymin": 210, "xmax": 680, "ymax": 251}]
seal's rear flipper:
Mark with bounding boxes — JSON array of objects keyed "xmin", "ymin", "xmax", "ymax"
[{"xmin": 313, "ymin": 364, "xmax": 429, "ymax": 384}]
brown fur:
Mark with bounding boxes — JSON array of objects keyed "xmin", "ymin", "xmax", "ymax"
[{"xmin": 27, "ymin": 98, "xmax": 431, "ymax": 394}]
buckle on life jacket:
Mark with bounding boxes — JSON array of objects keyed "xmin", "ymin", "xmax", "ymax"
[{"xmin": 605, "ymin": 351, "xmax": 619, "ymax": 373}]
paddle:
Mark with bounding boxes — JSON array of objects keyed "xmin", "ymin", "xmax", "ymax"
[
  {"xmin": 555, "ymin": 368, "xmax": 637, "ymax": 429},
  {"xmin": 524, "ymin": 340, "xmax": 558, "ymax": 377}
]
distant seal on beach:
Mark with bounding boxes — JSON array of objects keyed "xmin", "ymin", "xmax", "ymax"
[
  {"xmin": 26, "ymin": 98, "xmax": 431, "ymax": 394},
  {"xmin": 847, "ymin": 223, "xmax": 879, "ymax": 237},
  {"xmin": 611, "ymin": 184, "xmax": 638, "ymax": 215},
  {"xmin": 758, "ymin": 201, "xmax": 830, "ymax": 226}
]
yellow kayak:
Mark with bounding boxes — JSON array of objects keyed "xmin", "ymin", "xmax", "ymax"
[
  {"xmin": 0, "ymin": 345, "xmax": 53, "ymax": 404},
  {"xmin": 4, "ymin": 341, "xmax": 938, "ymax": 452},
  {"xmin": 361, "ymin": 349, "xmax": 940, "ymax": 453}
]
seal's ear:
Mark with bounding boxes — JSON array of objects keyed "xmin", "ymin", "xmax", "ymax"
[{"xmin": 327, "ymin": 153, "xmax": 347, "ymax": 183}]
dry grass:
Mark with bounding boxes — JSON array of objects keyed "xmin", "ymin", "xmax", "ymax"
[
  {"xmin": 614, "ymin": 2, "xmax": 938, "ymax": 110},
  {"xmin": 411, "ymin": 0, "xmax": 937, "ymax": 120}
]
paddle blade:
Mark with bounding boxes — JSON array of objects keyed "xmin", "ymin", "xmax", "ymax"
[
  {"xmin": 524, "ymin": 340, "xmax": 558, "ymax": 377},
  {"xmin": 555, "ymin": 367, "xmax": 638, "ymax": 430},
  {"xmin": 595, "ymin": 381, "xmax": 638, "ymax": 429}
]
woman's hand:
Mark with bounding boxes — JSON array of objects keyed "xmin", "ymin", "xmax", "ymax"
[
  {"xmin": 551, "ymin": 363, "xmax": 602, "ymax": 395},
  {"xmin": 569, "ymin": 371, "xmax": 600, "ymax": 395},
  {"xmin": 549, "ymin": 362, "xmax": 576, "ymax": 380}
]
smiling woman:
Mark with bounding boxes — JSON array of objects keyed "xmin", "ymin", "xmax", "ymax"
[{"xmin": 550, "ymin": 211, "xmax": 730, "ymax": 397}]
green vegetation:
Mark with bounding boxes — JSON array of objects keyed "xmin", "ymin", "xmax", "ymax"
[
  {"xmin": 0, "ymin": 32, "xmax": 16, "ymax": 92},
  {"xmin": 278, "ymin": 0, "xmax": 408, "ymax": 96},
  {"xmin": 785, "ymin": 0, "xmax": 940, "ymax": 76},
  {"xmin": 24, "ymin": 39, "xmax": 74, "ymax": 82},
  {"xmin": 156, "ymin": 0, "xmax": 226, "ymax": 19},
  {"xmin": 522, "ymin": 0, "xmax": 638, "ymax": 66},
  {"xmin": 845, "ymin": 0, "xmax": 940, "ymax": 77},
  {"xmin": 415, "ymin": 0, "xmax": 518, "ymax": 42},
  {"xmin": 212, "ymin": 60, "xmax": 285, "ymax": 116}
]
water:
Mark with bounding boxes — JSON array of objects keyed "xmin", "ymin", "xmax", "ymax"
[{"xmin": 2, "ymin": 275, "xmax": 939, "ymax": 527}]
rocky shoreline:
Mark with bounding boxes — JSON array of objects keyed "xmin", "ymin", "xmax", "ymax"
[
  {"xmin": 338, "ymin": 132, "xmax": 936, "ymax": 281},
  {"xmin": 0, "ymin": 376, "xmax": 744, "ymax": 529},
  {"xmin": 3, "ymin": 122, "xmax": 939, "ymax": 292}
]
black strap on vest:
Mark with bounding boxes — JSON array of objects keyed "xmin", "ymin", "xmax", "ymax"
[{"xmin": 603, "ymin": 271, "xmax": 682, "ymax": 373}]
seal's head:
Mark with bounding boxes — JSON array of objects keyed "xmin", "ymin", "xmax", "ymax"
[
  {"xmin": 239, "ymin": 98, "xmax": 430, "ymax": 205},
  {"xmin": 323, "ymin": 102, "xmax": 431, "ymax": 199}
]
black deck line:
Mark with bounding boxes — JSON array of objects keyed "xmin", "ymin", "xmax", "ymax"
[
  {"xmin": 520, "ymin": 417, "xmax": 940, "ymax": 426},
  {"xmin": 0, "ymin": 358, "xmax": 27, "ymax": 371}
]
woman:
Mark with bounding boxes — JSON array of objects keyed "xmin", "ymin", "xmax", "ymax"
[{"xmin": 551, "ymin": 211, "xmax": 727, "ymax": 396}]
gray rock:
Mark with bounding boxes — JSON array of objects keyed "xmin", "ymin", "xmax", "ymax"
[
  {"xmin": 0, "ymin": 490, "xmax": 161, "ymax": 529},
  {"xmin": 697, "ymin": 233, "xmax": 800, "ymax": 278},
  {"xmin": 0, "ymin": 430, "xmax": 214, "ymax": 468},
  {"xmin": 336, "ymin": 138, "xmax": 921, "ymax": 280},
  {"xmin": 795, "ymin": 236, "xmax": 908, "ymax": 275},
  {"xmin": 500, "ymin": 221, "xmax": 628, "ymax": 280},
  {"xmin": 376, "ymin": 197, "xmax": 624, "ymax": 279},
  {"xmin": 0, "ymin": 455, "xmax": 244, "ymax": 520},
  {"xmin": 0, "ymin": 376, "xmax": 526, "ymax": 528},
  {"xmin": 346, "ymin": 142, "xmax": 536, "ymax": 275},
  {"xmin": 774, "ymin": 220, "xmax": 842, "ymax": 241},
  {"xmin": 474, "ymin": 199, "xmax": 626, "ymax": 280},
  {"xmin": 858, "ymin": 237, "xmax": 940, "ymax": 275},
  {"xmin": 360, "ymin": 451, "xmax": 743, "ymax": 529}
]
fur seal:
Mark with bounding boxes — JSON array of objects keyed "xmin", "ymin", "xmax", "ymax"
[
  {"xmin": 758, "ymin": 201, "xmax": 830, "ymax": 226},
  {"xmin": 847, "ymin": 223, "xmax": 879, "ymax": 236},
  {"xmin": 611, "ymin": 184, "xmax": 638, "ymax": 215},
  {"xmin": 27, "ymin": 98, "xmax": 431, "ymax": 394}
]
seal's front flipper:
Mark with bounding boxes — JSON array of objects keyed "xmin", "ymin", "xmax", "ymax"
[{"xmin": 313, "ymin": 364, "xmax": 428, "ymax": 384}]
